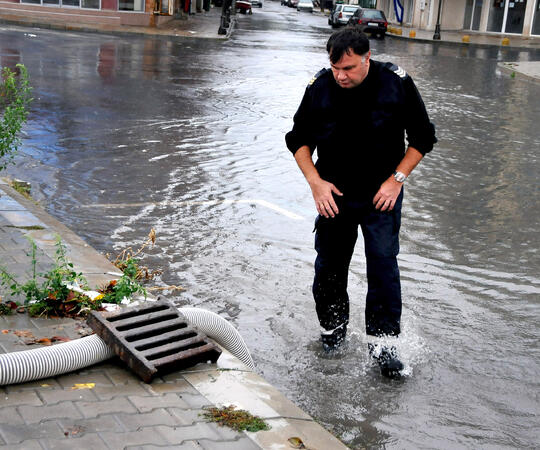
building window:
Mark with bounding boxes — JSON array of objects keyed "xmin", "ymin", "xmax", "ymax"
[
  {"xmin": 487, "ymin": 0, "xmax": 506, "ymax": 32},
  {"xmin": 505, "ymin": 0, "xmax": 527, "ymax": 33},
  {"xmin": 464, "ymin": 0, "xmax": 483, "ymax": 30},
  {"xmin": 532, "ymin": 0, "xmax": 540, "ymax": 35},
  {"xmin": 20, "ymin": 0, "xmax": 99, "ymax": 6},
  {"xmin": 472, "ymin": 0, "xmax": 483, "ymax": 30},
  {"xmin": 119, "ymin": 0, "xmax": 144, "ymax": 11},
  {"xmin": 488, "ymin": 0, "xmax": 528, "ymax": 33},
  {"xmin": 82, "ymin": 0, "xmax": 100, "ymax": 7}
]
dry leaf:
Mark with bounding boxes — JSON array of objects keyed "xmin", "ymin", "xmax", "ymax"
[
  {"xmin": 1, "ymin": 330, "xmax": 9, "ymax": 334},
  {"xmin": 14, "ymin": 330, "xmax": 34, "ymax": 338},
  {"xmin": 288, "ymin": 437, "xmax": 307, "ymax": 449},
  {"xmin": 71, "ymin": 383, "xmax": 95, "ymax": 390},
  {"xmin": 36, "ymin": 338, "xmax": 52, "ymax": 346}
]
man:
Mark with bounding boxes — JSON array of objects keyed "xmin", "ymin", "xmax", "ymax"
[{"xmin": 285, "ymin": 27, "xmax": 436, "ymax": 378}]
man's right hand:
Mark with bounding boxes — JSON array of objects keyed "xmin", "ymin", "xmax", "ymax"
[
  {"xmin": 292, "ymin": 146, "xmax": 343, "ymax": 218},
  {"xmin": 309, "ymin": 177, "xmax": 343, "ymax": 218}
]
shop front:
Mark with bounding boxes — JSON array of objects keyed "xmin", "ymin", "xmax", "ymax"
[
  {"xmin": 0, "ymin": 0, "xmax": 180, "ymax": 27},
  {"xmin": 377, "ymin": 0, "xmax": 540, "ymax": 37}
]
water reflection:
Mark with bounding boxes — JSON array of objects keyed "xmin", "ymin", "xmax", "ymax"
[
  {"xmin": 97, "ymin": 43, "xmax": 117, "ymax": 83},
  {"xmin": 0, "ymin": 47, "xmax": 20, "ymax": 71}
]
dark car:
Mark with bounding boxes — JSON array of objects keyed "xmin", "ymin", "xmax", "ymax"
[{"xmin": 348, "ymin": 8, "xmax": 388, "ymax": 38}]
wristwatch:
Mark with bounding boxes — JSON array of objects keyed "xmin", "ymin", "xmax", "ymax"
[{"xmin": 393, "ymin": 171, "xmax": 407, "ymax": 183}]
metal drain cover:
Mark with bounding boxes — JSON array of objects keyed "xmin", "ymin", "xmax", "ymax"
[{"xmin": 87, "ymin": 300, "xmax": 222, "ymax": 382}]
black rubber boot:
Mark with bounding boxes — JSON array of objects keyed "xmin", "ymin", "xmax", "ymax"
[
  {"xmin": 321, "ymin": 324, "xmax": 346, "ymax": 352},
  {"xmin": 368, "ymin": 344, "xmax": 403, "ymax": 379}
]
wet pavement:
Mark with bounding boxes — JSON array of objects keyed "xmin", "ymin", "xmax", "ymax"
[{"xmin": 1, "ymin": 1, "xmax": 540, "ymax": 448}]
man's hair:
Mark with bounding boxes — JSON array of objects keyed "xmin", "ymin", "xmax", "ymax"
[{"xmin": 326, "ymin": 27, "xmax": 370, "ymax": 64}]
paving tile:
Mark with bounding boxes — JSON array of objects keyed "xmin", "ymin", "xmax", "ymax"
[
  {"xmin": 154, "ymin": 423, "xmax": 243, "ymax": 444},
  {"xmin": 0, "ymin": 439, "xmax": 42, "ymax": 450},
  {"xmin": 144, "ymin": 379, "xmax": 200, "ymax": 396},
  {"xmin": 197, "ymin": 437, "xmax": 261, "ymax": 450},
  {"xmin": 98, "ymin": 428, "xmax": 169, "ymax": 449},
  {"xmin": 2, "ymin": 390, "xmax": 43, "ymax": 407},
  {"xmin": 167, "ymin": 407, "xmax": 203, "ymax": 426},
  {"xmin": 5, "ymin": 378, "xmax": 62, "ymax": 393},
  {"xmin": 0, "ymin": 406, "xmax": 24, "ymax": 426},
  {"xmin": 91, "ymin": 362, "xmax": 143, "ymax": 385},
  {"xmin": 28, "ymin": 316, "xmax": 80, "ymax": 331},
  {"xmin": 0, "ymin": 421, "xmax": 63, "ymax": 444},
  {"xmin": 18, "ymin": 401, "xmax": 82, "ymax": 424},
  {"xmin": 38, "ymin": 386, "xmax": 98, "ymax": 404},
  {"xmin": 57, "ymin": 415, "xmax": 124, "ymax": 434},
  {"xmin": 0, "ymin": 194, "xmax": 26, "ymax": 211},
  {"xmin": 114, "ymin": 409, "xmax": 180, "ymax": 430},
  {"xmin": 0, "ymin": 210, "xmax": 46, "ymax": 228},
  {"xmin": 128, "ymin": 393, "xmax": 191, "ymax": 412},
  {"xmin": 56, "ymin": 371, "xmax": 115, "ymax": 389},
  {"xmin": 177, "ymin": 392, "xmax": 213, "ymax": 409},
  {"xmin": 92, "ymin": 381, "xmax": 150, "ymax": 400},
  {"xmin": 125, "ymin": 444, "xmax": 204, "ymax": 450},
  {"xmin": 40, "ymin": 432, "xmax": 109, "ymax": 450},
  {"xmin": 77, "ymin": 397, "xmax": 138, "ymax": 418}
]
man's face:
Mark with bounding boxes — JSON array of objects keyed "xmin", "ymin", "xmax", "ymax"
[{"xmin": 330, "ymin": 49, "xmax": 371, "ymax": 89}]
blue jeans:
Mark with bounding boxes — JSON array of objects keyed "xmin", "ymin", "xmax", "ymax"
[{"xmin": 313, "ymin": 191, "xmax": 403, "ymax": 337}]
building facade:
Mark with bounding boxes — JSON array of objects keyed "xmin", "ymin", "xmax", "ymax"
[
  {"xmin": 0, "ymin": 0, "xmax": 191, "ymax": 27},
  {"xmin": 377, "ymin": 0, "xmax": 540, "ymax": 37}
]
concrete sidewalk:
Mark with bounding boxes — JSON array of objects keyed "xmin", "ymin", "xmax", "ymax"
[
  {"xmin": 387, "ymin": 26, "xmax": 540, "ymax": 49},
  {"xmin": 0, "ymin": 180, "xmax": 347, "ymax": 449},
  {"xmin": 386, "ymin": 26, "xmax": 540, "ymax": 83}
]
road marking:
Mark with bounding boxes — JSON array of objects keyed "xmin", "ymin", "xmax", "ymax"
[{"xmin": 80, "ymin": 199, "xmax": 305, "ymax": 221}]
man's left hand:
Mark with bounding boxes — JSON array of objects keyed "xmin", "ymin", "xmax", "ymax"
[{"xmin": 373, "ymin": 177, "xmax": 403, "ymax": 211}]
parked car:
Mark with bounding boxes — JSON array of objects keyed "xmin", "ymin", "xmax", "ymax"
[
  {"xmin": 297, "ymin": 0, "xmax": 313, "ymax": 12},
  {"xmin": 251, "ymin": 0, "xmax": 263, "ymax": 7},
  {"xmin": 329, "ymin": 4, "xmax": 359, "ymax": 28},
  {"xmin": 288, "ymin": 0, "xmax": 299, "ymax": 7},
  {"xmin": 348, "ymin": 8, "xmax": 388, "ymax": 38}
]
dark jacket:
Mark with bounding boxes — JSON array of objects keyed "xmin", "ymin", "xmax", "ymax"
[{"xmin": 285, "ymin": 60, "xmax": 437, "ymax": 198}]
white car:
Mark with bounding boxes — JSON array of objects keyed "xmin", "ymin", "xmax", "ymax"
[
  {"xmin": 297, "ymin": 0, "xmax": 313, "ymax": 13},
  {"xmin": 329, "ymin": 4, "xmax": 359, "ymax": 28}
]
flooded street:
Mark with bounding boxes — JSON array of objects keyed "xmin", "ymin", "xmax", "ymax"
[{"xmin": 2, "ymin": 2, "xmax": 540, "ymax": 448}]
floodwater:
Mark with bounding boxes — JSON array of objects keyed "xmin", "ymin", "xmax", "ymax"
[{"xmin": 2, "ymin": 2, "xmax": 540, "ymax": 448}]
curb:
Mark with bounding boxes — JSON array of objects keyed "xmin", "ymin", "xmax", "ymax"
[
  {"xmin": 498, "ymin": 62, "xmax": 540, "ymax": 84},
  {"xmin": 386, "ymin": 31, "xmax": 538, "ymax": 50}
]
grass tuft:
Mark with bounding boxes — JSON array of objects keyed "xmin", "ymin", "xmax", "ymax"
[{"xmin": 202, "ymin": 405, "xmax": 270, "ymax": 432}]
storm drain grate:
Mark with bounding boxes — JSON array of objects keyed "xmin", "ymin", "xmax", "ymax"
[{"xmin": 87, "ymin": 300, "xmax": 222, "ymax": 382}]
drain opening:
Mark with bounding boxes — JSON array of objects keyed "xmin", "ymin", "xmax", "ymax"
[
  {"xmin": 116, "ymin": 313, "xmax": 178, "ymax": 331},
  {"xmin": 106, "ymin": 304, "xmax": 170, "ymax": 322},
  {"xmin": 146, "ymin": 341, "xmax": 207, "ymax": 361},
  {"xmin": 134, "ymin": 332, "xmax": 198, "ymax": 352},
  {"xmin": 125, "ymin": 322, "xmax": 187, "ymax": 342}
]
